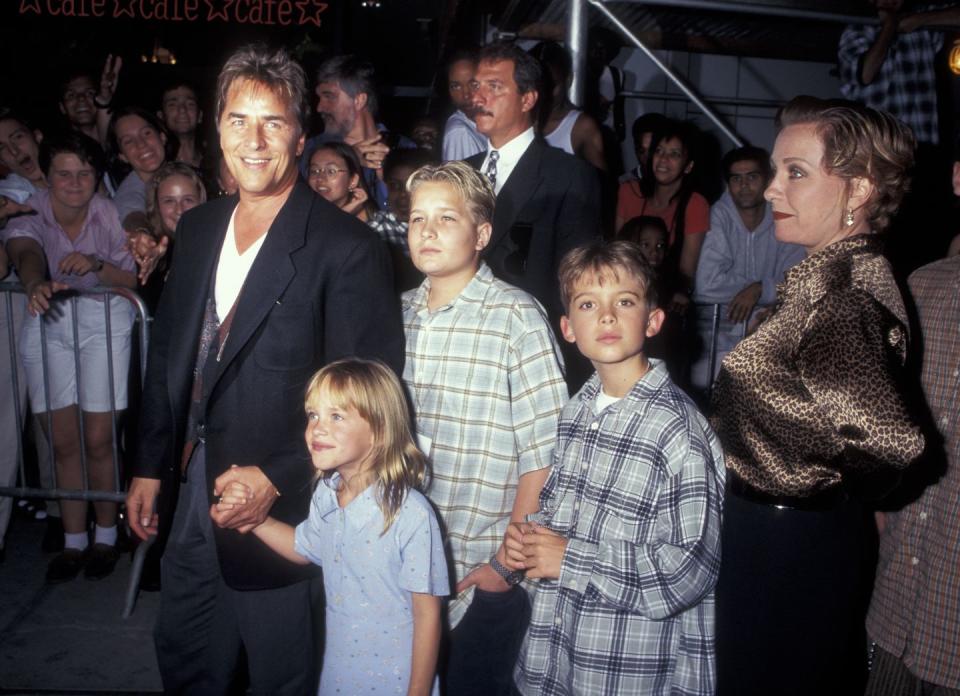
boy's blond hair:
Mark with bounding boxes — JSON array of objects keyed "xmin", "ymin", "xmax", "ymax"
[
  {"xmin": 406, "ymin": 160, "xmax": 495, "ymax": 226},
  {"xmin": 558, "ymin": 240, "xmax": 660, "ymax": 310}
]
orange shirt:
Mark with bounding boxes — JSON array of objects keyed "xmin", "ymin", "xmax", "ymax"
[{"xmin": 616, "ymin": 180, "xmax": 709, "ymax": 245}]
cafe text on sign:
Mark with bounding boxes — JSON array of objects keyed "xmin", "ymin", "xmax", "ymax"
[{"xmin": 19, "ymin": 0, "xmax": 329, "ymax": 26}]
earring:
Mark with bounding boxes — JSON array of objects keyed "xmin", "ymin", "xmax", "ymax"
[{"xmin": 844, "ymin": 209, "xmax": 855, "ymax": 227}]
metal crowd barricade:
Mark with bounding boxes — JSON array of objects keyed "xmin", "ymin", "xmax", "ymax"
[
  {"xmin": 0, "ymin": 281, "xmax": 152, "ymax": 618},
  {"xmin": 690, "ymin": 302, "xmax": 762, "ymax": 405}
]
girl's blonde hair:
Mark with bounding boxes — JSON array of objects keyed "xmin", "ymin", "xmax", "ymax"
[
  {"xmin": 304, "ymin": 358, "xmax": 428, "ymax": 533},
  {"xmin": 146, "ymin": 161, "xmax": 207, "ymax": 237}
]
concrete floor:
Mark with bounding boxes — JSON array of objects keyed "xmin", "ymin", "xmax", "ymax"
[{"xmin": 0, "ymin": 513, "xmax": 162, "ymax": 694}]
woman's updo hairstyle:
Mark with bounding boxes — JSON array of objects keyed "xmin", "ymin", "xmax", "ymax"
[{"xmin": 776, "ymin": 96, "xmax": 915, "ymax": 233}]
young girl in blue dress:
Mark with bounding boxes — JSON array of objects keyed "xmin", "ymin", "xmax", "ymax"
[{"xmin": 218, "ymin": 358, "xmax": 449, "ymax": 695}]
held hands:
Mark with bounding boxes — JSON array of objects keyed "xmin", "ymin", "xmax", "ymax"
[
  {"xmin": 504, "ymin": 522, "xmax": 567, "ymax": 580},
  {"xmin": 214, "ymin": 481, "xmax": 254, "ymax": 511},
  {"xmin": 210, "ymin": 465, "xmax": 279, "ymax": 534}
]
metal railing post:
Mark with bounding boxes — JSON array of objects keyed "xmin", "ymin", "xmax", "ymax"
[
  {"xmin": 586, "ymin": 0, "xmax": 744, "ymax": 148},
  {"xmin": 103, "ymin": 295, "xmax": 121, "ymax": 492},
  {"xmin": 603, "ymin": 0, "xmax": 880, "ymax": 26},
  {"xmin": 567, "ymin": 0, "xmax": 588, "ymax": 107},
  {"xmin": 70, "ymin": 295, "xmax": 89, "ymax": 491},
  {"xmin": 706, "ymin": 303, "xmax": 722, "ymax": 402},
  {"xmin": 0, "ymin": 284, "xmax": 151, "ymax": 617},
  {"xmin": 4, "ymin": 291, "xmax": 25, "ymax": 486}
]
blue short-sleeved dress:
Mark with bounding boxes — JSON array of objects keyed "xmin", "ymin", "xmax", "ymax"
[{"xmin": 294, "ymin": 476, "xmax": 450, "ymax": 695}]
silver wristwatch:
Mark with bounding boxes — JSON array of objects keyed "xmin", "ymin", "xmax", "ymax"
[{"xmin": 489, "ymin": 555, "xmax": 524, "ymax": 586}]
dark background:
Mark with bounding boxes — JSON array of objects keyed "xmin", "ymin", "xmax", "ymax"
[{"xmin": 0, "ymin": 0, "xmax": 477, "ymax": 138}]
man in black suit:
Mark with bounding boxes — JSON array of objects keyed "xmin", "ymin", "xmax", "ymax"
[
  {"xmin": 466, "ymin": 43, "xmax": 600, "ymax": 317},
  {"xmin": 466, "ymin": 43, "xmax": 600, "ymax": 390},
  {"xmin": 126, "ymin": 45, "xmax": 403, "ymax": 695}
]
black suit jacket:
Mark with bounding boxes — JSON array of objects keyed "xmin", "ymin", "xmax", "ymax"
[
  {"xmin": 135, "ymin": 180, "xmax": 404, "ymax": 590},
  {"xmin": 467, "ymin": 138, "xmax": 601, "ymax": 319}
]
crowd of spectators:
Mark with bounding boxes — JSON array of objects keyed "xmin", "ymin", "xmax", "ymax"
[{"xmin": 0, "ymin": 16, "xmax": 958, "ymax": 696}]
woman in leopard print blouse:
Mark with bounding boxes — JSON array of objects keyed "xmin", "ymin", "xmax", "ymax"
[{"xmin": 711, "ymin": 97, "xmax": 925, "ymax": 695}]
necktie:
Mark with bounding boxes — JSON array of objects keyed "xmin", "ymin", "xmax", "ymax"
[{"xmin": 485, "ymin": 150, "xmax": 500, "ymax": 189}]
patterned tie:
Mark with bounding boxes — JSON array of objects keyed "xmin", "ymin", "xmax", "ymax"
[{"xmin": 485, "ymin": 150, "xmax": 500, "ymax": 189}]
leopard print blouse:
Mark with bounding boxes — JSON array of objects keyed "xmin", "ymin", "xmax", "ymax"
[{"xmin": 711, "ymin": 234, "xmax": 924, "ymax": 497}]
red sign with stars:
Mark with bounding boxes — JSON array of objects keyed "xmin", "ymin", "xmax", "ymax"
[{"xmin": 19, "ymin": 0, "xmax": 328, "ymax": 26}]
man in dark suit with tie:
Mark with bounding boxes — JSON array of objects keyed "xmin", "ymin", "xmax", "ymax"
[
  {"xmin": 126, "ymin": 45, "xmax": 403, "ymax": 695},
  {"xmin": 466, "ymin": 43, "xmax": 600, "ymax": 389}
]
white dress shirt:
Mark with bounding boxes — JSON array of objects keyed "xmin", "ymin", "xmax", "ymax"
[{"xmin": 480, "ymin": 127, "xmax": 535, "ymax": 196}]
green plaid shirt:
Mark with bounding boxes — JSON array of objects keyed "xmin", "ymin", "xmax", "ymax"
[{"xmin": 402, "ymin": 263, "xmax": 567, "ymax": 626}]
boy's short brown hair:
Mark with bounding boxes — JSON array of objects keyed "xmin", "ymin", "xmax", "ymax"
[
  {"xmin": 558, "ymin": 240, "xmax": 659, "ymax": 310},
  {"xmin": 406, "ymin": 160, "xmax": 495, "ymax": 226}
]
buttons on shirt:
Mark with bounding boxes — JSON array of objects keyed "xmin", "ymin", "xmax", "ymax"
[
  {"xmin": 589, "ymin": 421, "xmax": 599, "ymax": 431},
  {"xmin": 887, "ymin": 326, "xmax": 903, "ymax": 347},
  {"xmin": 919, "ymin": 511, "xmax": 928, "ymax": 521},
  {"xmin": 911, "ymin": 556, "xmax": 920, "ymax": 566}
]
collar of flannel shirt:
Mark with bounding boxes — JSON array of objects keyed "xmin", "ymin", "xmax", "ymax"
[
  {"xmin": 576, "ymin": 358, "xmax": 670, "ymax": 412},
  {"xmin": 403, "ymin": 261, "xmax": 494, "ymax": 318}
]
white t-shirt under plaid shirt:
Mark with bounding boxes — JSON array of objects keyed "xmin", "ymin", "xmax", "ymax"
[
  {"xmin": 515, "ymin": 360, "xmax": 725, "ymax": 696},
  {"xmin": 402, "ymin": 262, "xmax": 567, "ymax": 627}
]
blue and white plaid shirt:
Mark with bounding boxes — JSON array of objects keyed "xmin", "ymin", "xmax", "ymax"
[
  {"xmin": 515, "ymin": 360, "xmax": 725, "ymax": 696},
  {"xmin": 838, "ymin": 17, "xmax": 943, "ymax": 144}
]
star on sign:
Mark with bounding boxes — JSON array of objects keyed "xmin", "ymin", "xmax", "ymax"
[{"xmin": 296, "ymin": 0, "xmax": 328, "ymax": 26}]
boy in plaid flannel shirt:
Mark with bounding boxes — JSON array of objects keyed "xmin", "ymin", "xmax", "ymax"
[
  {"xmin": 508, "ymin": 240, "xmax": 725, "ymax": 695},
  {"xmin": 402, "ymin": 161, "xmax": 568, "ymax": 695}
]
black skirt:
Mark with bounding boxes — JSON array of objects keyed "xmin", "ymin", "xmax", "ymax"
[{"xmin": 715, "ymin": 478, "xmax": 877, "ymax": 696}]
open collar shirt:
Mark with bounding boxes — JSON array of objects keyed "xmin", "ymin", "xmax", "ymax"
[
  {"xmin": 515, "ymin": 361, "xmax": 726, "ymax": 696},
  {"xmin": 402, "ymin": 262, "xmax": 567, "ymax": 627},
  {"xmin": 866, "ymin": 255, "xmax": 960, "ymax": 689}
]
